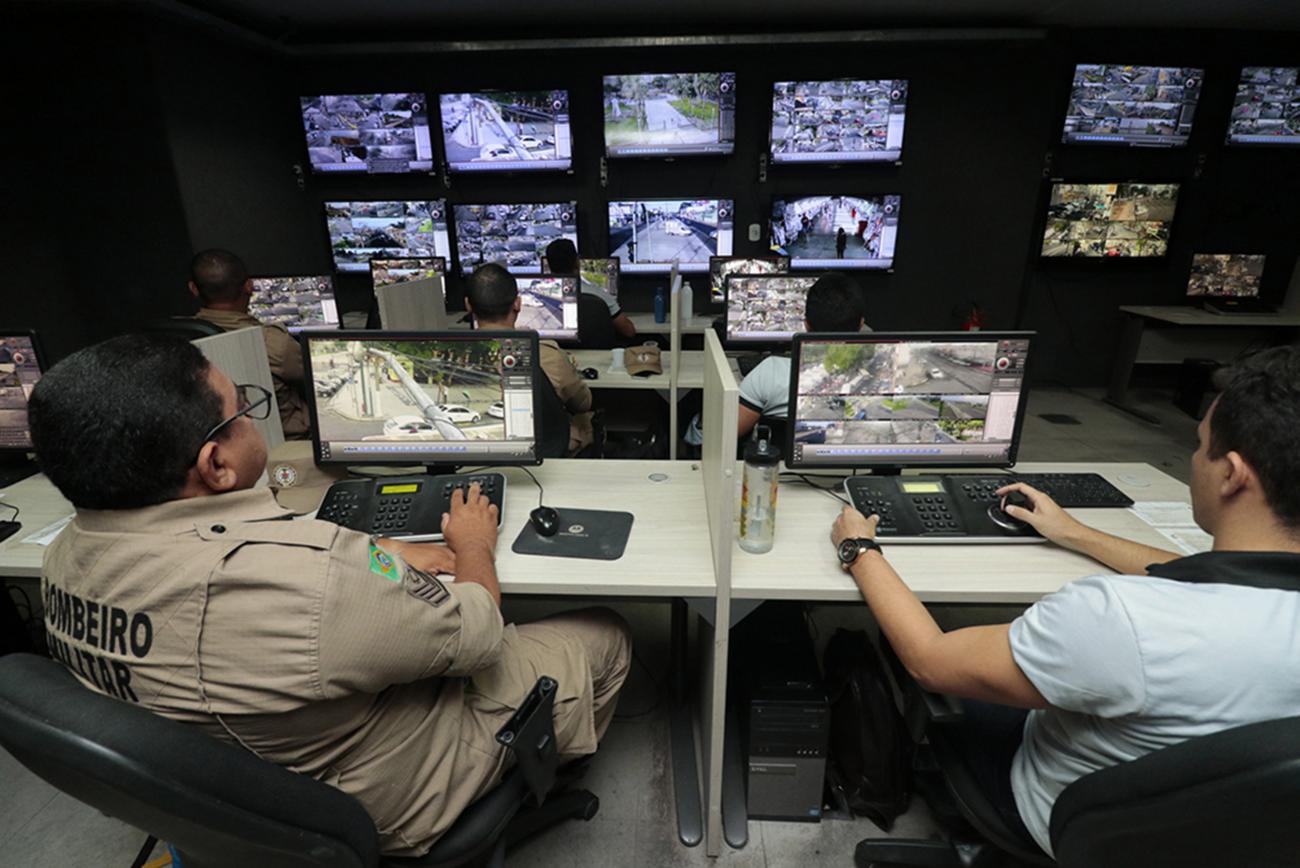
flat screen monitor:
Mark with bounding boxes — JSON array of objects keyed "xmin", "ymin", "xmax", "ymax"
[
  {"xmin": 439, "ymin": 90, "xmax": 573, "ymax": 172},
  {"xmin": 304, "ymin": 331, "xmax": 541, "ymax": 468},
  {"xmin": 1227, "ymin": 67, "xmax": 1300, "ymax": 146},
  {"xmin": 770, "ymin": 195, "xmax": 900, "ymax": 270},
  {"xmin": 724, "ymin": 274, "xmax": 818, "ymax": 343},
  {"xmin": 1187, "ymin": 254, "xmax": 1266, "ymax": 297},
  {"xmin": 509, "ymin": 276, "xmax": 580, "ymax": 340},
  {"xmin": 607, "ymin": 198, "xmax": 735, "ymax": 273},
  {"xmin": 300, "ymin": 94, "xmax": 434, "ymax": 174},
  {"xmin": 325, "ymin": 200, "xmax": 451, "ymax": 273},
  {"xmin": 1041, "ymin": 183, "xmax": 1180, "ymax": 258},
  {"xmin": 1061, "ymin": 64, "xmax": 1202, "ymax": 148},
  {"xmin": 603, "ymin": 73, "xmax": 736, "ymax": 157},
  {"xmin": 788, "ymin": 332, "xmax": 1033, "ymax": 470},
  {"xmin": 770, "ymin": 79, "xmax": 908, "ymax": 164},
  {"xmin": 0, "ymin": 332, "xmax": 45, "ymax": 453},
  {"xmin": 545, "ymin": 257, "xmax": 621, "ymax": 299},
  {"xmin": 453, "ymin": 202, "xmax": 578, "ymax": 275},
  {"xmin": 249, "ymin": 276, "xmax": 338, "ymax": 332},
  {"xmin": 708, "ymin": 255, "xmax": 791, "ymax": 302},
  {"xmin": 370, "ymin": 257, "xmax": 447, "ymax": 289}
]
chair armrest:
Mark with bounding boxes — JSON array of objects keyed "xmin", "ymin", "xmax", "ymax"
[
  {"xmin": 877, "ymin": 636, "xmax": 965, "ymax": 740},
  {"xmin": 495, "ymin": 676, "xmax": 560, "ymax": 806}
]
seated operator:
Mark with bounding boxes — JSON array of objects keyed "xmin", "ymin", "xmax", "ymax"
[
  {"xmin": 30, "ymin": 333, "xmax": 631, "ymax": 858},
  {"xmin": 464, "ymin": 264, "xmax": 595, "ymax": 457},
  {"xmin": 543, "ymin": 238, "xmax": 637, "ymax": 342},
  {"xmin": 828, "ymin": 345, "xmax": 1300, "ymax": 857}
]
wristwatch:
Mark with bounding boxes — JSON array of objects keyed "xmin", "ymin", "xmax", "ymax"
[{"xmin": 837, "ymin": 537, "xmax": 882, "ymax": 568}]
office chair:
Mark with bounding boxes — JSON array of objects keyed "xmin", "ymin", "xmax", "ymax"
[
  {"xmin": 0, "ymin": 654, "xmax": 599, "ymax": 868},
  {"xmin": 139, "ymin": 317, "xmax": 225, "ymax": 340},
  {"xmin": 535, "ymin": 375, "xmax": 577, "ymax": 459},
  {"xmin": 576, "ymin": 294, "xmax": 621, "ymax": 350}
]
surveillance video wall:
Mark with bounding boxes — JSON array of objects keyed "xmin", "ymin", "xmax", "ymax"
[
  {"xmin": 301, "ymin": 94, "xmax": 434, "ymax": 174},
  {"xmin": 249, "ymin": 276, "xmax": 338, "ymax": 331},
  {"xmin": 440, "ymin": 90, "xmax": 573, "ymax": 171},
  {"xmin": 1227, "ymin": 67, "xmax": 1300, "ymax": 146},
  {"xmin": 607, "ymin": 199, "xmax": 735, "ymax": 272},
  {"xmin": 325, "ymin": 201, "xmax": 451, "ymax": 273},
  {"xmin": 1061, "ymin": 65, "xmax": 1203, "ymax": 147},
  {"xmin": 1041, "ymin": 183, "xmax": 1180, "ymax": 257},
  {"xmin": 453, "ymin": 202, "xmax": 579, "ymax": 274},
  {"xmin": 770, "ymin": 195, "xmax": 901, "ymax": 269},
  {"xmin": 603, "ymin": 73, "xmax": 737, "ymax": 157},
  {"xmin": 770, "ymin": 79, "xmax": 908, "ymax": 163}
]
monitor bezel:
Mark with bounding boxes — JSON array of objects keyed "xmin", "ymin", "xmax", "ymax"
[
  {"xmin": 768, "ymin": 78, "xmax": 909, "ymax": 166},
  {"xmin": 300, "ymin": 93, "xmax": 436, "ymax": 176},
  {"xmin": 784, "ymin": 330, "xmax": 1036, "ymax": 472},
  {"xmin": 601, "ymin": 71, "xmax": 737, "ymax": 160},
  {"xmin": 437, "ymin": 88, "xmax": 576, "ymax": 174},
  {"xmin": 1059, "ymin": 63, "xmax": 1204, "ymax": 150},
  {"xmin": 303, "ymin": 329, "xmax": 544, "ymax": 470},
  {"xmin": 0, "ymin": 330, "xmax": 47, "ymax": 456},
  {"xmin": 768, "ymin": 193, "xmax": 902, "ymax": 271},
  {"xmin": 722, "ymin": 273, "xmax": 820, "ymax": 345},
  {"xmin": 247, "ymin": 274, "xmax": 340, "ymax": 333}
]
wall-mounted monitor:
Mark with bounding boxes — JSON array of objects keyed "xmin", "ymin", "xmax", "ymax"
[
  {"xmin": 0, "ymin": 332, "xmax": 46, "ymax": 453},
  {"xmin": 770, "ymin": 195, "xmax": 900, "ymax": 270},
  {"xmin": 249, "ymin": 276, "xmax": 338, "ymax": 332},
  {"xmin": 301, "ymin": 94, "xmax": 434, "ymax": 174},
  {"xmin": 1061, "ymin": 64, "xmax": 1202, "ymax": 148},
  {"xmin": 506, "ymin": 275, "xmax": 580, "ymax": 340},
  {"xmin": 370, "ymin": 257, "xmax": 447, "ymax": 289},
  {"xmin": 453, "ymin": 202, "xmax": 578, "ymax": 275},
  {"xmin": 708, "ymin": 255, "xmax": 791, "ymax": 302},
  {"xmin": 603, "ymin": 73, "xmax": 736, "ymax": 157},
  {"xmin": 725, "ymin": 274, "xmax": 818, "ymax": 343},
  {"xmin": 439, "ymin": 90, "xmax": 573, "ymax": 171},
  {"xmin": 607, "ymin": 199, "xmax": 735, "ymax": 273},
  {"xmin": 546, "ymin": 257, "xmax": 622, "ymax": 299},
  {"xmin": 1187, "ymin": 254, "xmax": 1265, "ymax": 297},
  {"xmin": 1227, "ymin": 68, "xmax": 1300, "ymax": 146},
  {"xmin": 1041, "ymin": 183, "xmax": 1180, "ymax": 258},
  {"xmin": 325, "ymin": 201, "xmax": 451, "ymax": 273},
  {"xmin": 770, "ymin": 79, "xmax": 908, "ymax": 164}
]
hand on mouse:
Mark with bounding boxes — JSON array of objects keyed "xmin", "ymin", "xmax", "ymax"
[
  {"xmin": 441, "ymin": 483, "xmax": 499, "ymax": 558},
  {"xmin": 994, "ymin": 483, "xmax": 1084, "ymax": 546}
]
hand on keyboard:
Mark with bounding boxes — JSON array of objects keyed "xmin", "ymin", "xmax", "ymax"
[
  {"xmin": 378, "ymin": 540, "xmax": 457, "ymax": 575},
  {"xmin": 441, "ymin": 483, "xmax": 499, "ymax": 556},
  {"xmin": 994, "ymin": 483, "xmax": 1084, "ymax": 547}
]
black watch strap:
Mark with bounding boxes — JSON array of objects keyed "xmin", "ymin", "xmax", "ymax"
[{"xmin": 839, "ymin": 537, "xmax": 882, "ymax": 565}]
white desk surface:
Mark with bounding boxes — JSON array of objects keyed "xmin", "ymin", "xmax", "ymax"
[
  {"xmin": 569, "ymin": 349, "xmax": 704, "ymax": 390},
  {"xmin": 627, "ymin": 312, "xmax": 716, "ymax": 335},
  {"xmin": 0, "ymin": 474, "xmax": 74, "ymax": 578},
  {"xmin": 729, "ymin": 462, "xmax": 1190, "ymax": 604},
  {"xmin": 1119, "ymin": 305, "xmax": 1300, "ymax": 328}
]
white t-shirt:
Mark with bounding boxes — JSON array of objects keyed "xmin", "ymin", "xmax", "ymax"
[
  {"xmin": 738, "ymin": 356, "xmax": 792, "ymax": 418},
  {"xmin": 1008, "ymin": 555, "xmax": 1300, "ymax": 856}
]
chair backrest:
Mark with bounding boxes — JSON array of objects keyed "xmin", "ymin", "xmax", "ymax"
[
  {"xmin": 0, "ymin": 654, "xmax": 378, "ymax": 868},
  {"xmin": 141, "ymin": 317, "xmax": 225, "ymax": 340},
  {"xmin": 1050, "ymin": 715, "xmax": 1300, "ymax": 868},
  {"xmin": 577, "ymin": 293, "xmax": 620, "ymax": 350},
  {"xmin": 534, "ymin": 373, "xmax": 572, "ymax": 459}
]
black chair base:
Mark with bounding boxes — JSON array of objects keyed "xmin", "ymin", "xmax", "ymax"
[{"xmin": 855, "ymin": 836, "xmax": 1013, "ymax": 868}]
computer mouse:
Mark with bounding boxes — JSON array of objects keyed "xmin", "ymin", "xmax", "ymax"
[
  {"xmin": 580, "ymin": 367, "xmax": 599, "ymax": 380},
  {"xmin": 988, "ymin": 490, "xmax": 1033, "ymax": 532},
  {"xmin": 529, "ymin": 506, "xmax": 560, "ymax": 537}
]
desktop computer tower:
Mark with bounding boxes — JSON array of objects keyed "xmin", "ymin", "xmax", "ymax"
[{"xmin": 732, "ymin": 602, "xmax": 830, "ymax": 822}]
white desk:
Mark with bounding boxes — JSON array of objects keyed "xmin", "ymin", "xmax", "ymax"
[
  {"xmin": 0, "ymin": 474, "xmax": 74, "ymax": 578},
  {"xmin": 569, "ymin": 349, "xmax": 704, "ymax": 390},
  {"xmin": 627, "ymin": 312, "xmax": 716, "ymax": 335}
]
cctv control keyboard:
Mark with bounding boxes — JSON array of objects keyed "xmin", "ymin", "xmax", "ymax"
[{"xmin": 316, "ymin": 472, "xmax": 506, "ymax": 542}]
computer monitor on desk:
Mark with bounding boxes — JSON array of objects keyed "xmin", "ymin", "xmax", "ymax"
[
  {"xmin": 724, "ymin": 274, "xmax": 818, "ymax": 345},
  {"xmin": 249, "ymin": 276, "xmax": 339, "ymax": 333},
  {"xmin": 0, "ymin": 332, "xmax": 46, "ymax": 489}
]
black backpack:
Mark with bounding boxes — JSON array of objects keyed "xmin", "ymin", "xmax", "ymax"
[{"xmin": 823, "ymin": 628, "xmax": 913, "ymax": 830}]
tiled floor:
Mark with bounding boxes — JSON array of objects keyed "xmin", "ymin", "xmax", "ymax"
[{"xmin": 0, "ymin": 386, "xmax": 1199, "ymax": 867}]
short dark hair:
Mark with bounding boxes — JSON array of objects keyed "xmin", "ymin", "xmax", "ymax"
[
  {"xmin": 190, "ymin": 249, "xmax": 249, "ymax": 304},
  {"xmin": 544, "ymin": 238, "xmax": 579, "ymax": 275},
  {"xmin": 29, "ymin": 334, "xmax": 226, "ymax": 510},
  {"xmin": 466, "ymin": 264, "xmax": 518, "ymax": 321},
  {"xmin": 1209, "ymin": 346, "xmax": 1300, "ymax": 529},
  {"xmin": 804, "ymin": 272, "xmax": 866, "ymax": 332}
]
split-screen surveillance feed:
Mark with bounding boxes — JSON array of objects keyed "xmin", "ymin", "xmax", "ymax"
[
  {"xmin": 326, "ymin": 201, "xmax": 451, "ymax": 273},
  {"xmin": 770, "ymin": 195, "xmax": 901, "ymax": 270},
  {"xmin": 608, "ymin": 199, "xmax": 735, "ymax": 273},
  {"xmin": 370, "ymin": 257, "xmax": 447, "ymax": 289},
  {"xmin": 307, "ymin": 334, "xmax": 539, "ymax": 466},
  {"xmin": 1187, "ymin": 254, "xmax": 1265, "ymax": 297},
  {"xmin": 545, "ymin": 258, "xmax": 622, "ymax": 299},
  {"xmin": 301, "ymin": 94, "xmax": 434, "ymax": 174},
  {"xmin": 1062, "ymin": 65, "xmax": 1203, "ymax": 148},
  {"xmin": 453, "ymin": 202, "xmax": 578, "ymax": 275},
  {"xmin": 511, "ymin": 276, "xmax": 580, "ymax": 339},
  {"xmin": 603, "ymin": 73, "xmax": 737, "ymax": 157},
  {"xmin": 790, "ymin": 336, "xmax": 1031, "ymax": 468},
  {"xmin": 1227, "ymin": 67, "xmax": 1300, "ymax": 145},
  {"xmin": 709, "ymin": 255, "xmax": 791, "ymax": 302},
  {"xmin": 1041, "ymin": 183, "xmax": 1180, "ymax": 258},
  {"xmin": 770, "ymin": 79, "xmax": 908, "ymax": 163},
  {"xmin": 0, "ymin": 335, "xmax": 43, "ymax": 450},
  {"xmin": 439, "ymin": 90, "xmax": 573, "ymax": 171},
  {"xmin": 725, "ymin": 275, "xmax": 817, "ymax": 342},
  {"xmin": 249, "ymin": 276, "xmax": 338, "ymax": 332}
]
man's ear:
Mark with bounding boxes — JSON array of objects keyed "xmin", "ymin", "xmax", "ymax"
[
  {"xmin": 188, "ymin": 281, "xmax": 200, "ymax": 301},
  {"xmin": 1220, "ymin": 450, "xmax": 1254, "ymax": 501},
  {"xmin": 194, "ymin": 440, "xmax": 241, "ymax": 493},
  {"xmin": 513, "ymin": 297, "xmax": 522, "ymax": 313}
]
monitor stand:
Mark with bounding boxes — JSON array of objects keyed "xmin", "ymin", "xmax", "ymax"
[{"xmin": 0, "ymin": 455, "xmax": 39, "ymax": 489}]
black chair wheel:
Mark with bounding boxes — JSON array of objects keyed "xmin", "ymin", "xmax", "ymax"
[{"xmin": 578, "ymin": 794, "xmax": 599, "ymax": 821}]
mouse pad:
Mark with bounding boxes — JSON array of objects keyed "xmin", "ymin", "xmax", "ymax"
[{"xmin": 511, "ymin": 509, "xmax": 634, "ymax": 560}]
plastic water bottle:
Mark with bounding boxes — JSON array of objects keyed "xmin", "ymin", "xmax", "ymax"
[
  {"xmin": 739, "ymin": 425, "xmax": 781, "ymax": 554},
  {"xmin": 679, "ymin": 280, "xmax": 694, "ymax": 323},
  {"xmin": 654, "ymin": 286, "xmax": 667, "ymax": 323}
]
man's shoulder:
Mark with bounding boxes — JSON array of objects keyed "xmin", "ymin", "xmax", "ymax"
[{"xmin": 742, "ymin": 355, "xmax": 792, "ymax": 386}]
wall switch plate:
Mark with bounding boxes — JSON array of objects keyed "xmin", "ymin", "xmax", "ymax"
[{"xmin": 748, "ymin": 223, "xmax": 761, "ymax": 242}]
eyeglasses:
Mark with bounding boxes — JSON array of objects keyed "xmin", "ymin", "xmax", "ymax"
[{"xmin": 201, "ymin": 383, "xmax": 272, "ymax": 446}]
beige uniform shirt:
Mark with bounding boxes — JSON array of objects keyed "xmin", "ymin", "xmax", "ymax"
[
  {"xmin": 538, "ymin": 340, "xmax": 594, "ymax": 455},
  {"xmin": 40, "ymin": 488, "xmax": 598, "ymax": 856},
  {"xmin": 195, "ymin": 308, "xmax": 310, "ymax": 439}
]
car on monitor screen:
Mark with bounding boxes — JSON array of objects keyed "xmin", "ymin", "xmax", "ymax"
[
  {"xmin": 383, "ymin": 415, "xmax": 435, "ymax": 435},
  {"xmin": 480, "ymin": 144, "xmax": 513, "ymax": 160},
  {"xmin": 665, "ymin": 219, "xmax": 691, "ymax": 236},
  {"xmin": 437, "ymin": 404, "xmax": 481, "ymax": 424},
  {"xmin": 488, "ymin": 401, "xmax": 506, "ymax": 419},
  {"xmin": 517, "ymin": 135, "xmax": 544, "ymax": 149}
]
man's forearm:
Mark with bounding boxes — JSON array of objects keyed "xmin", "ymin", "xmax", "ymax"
[
  {"xmin": 455, "ymin": 543, "xmax": 501, "ymax": 605},
  {"xmin": 848, "ymin": 551, "xmax": 944, "ymax": 683},
  {"xmin": 1057, "ymin": 523, "xmax": 1182, "ymax": 576}
]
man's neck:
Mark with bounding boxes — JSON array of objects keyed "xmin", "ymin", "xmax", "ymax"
[
  {"xmin": 475, "ymin": 318, "xmax": 514, "ymax": 330},
  {"xmin": 1211, "ymin": 509, "xmax": 1300, "ymax": 554},
  {"xmin": 202, "ymin": 300, "xmax": 249, "ymax": 314}
]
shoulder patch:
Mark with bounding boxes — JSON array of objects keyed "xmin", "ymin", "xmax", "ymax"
[
  {"xmin": 369, "ymin": 544, "xmax": 401, "ymax": 582},
  {"xmin": 271, "ymin": 463, "xmax": 299, "ymax": 488},
  {"xmin": 404, "ymin": 566, "xmax": 450, "ymax": 607}
]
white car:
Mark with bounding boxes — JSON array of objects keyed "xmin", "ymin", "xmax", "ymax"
[
  {"xmin": 517, "ymin": 135, "xmax": 543, "ymax": 149},
  {"xmin": 479, "ymin": 144, "xmax": 513, "ymax": 160},
  {"xmin": 664, "ymin": 219, "xmax": 691, "ymax": 236},
  {"xmin": 383, "ymin": 415, "xmax": 434, "ymax": 435},
  {"xmin": 488, "ymin": 401, "xmax": 505, "ymax": 419},
  {"xmin": 929, "ymin": 367, "xmax": 945, "ymax": 379},
  {"xmin": 437, "ymin": 404, "xmax": 481, "ymax": 424}
]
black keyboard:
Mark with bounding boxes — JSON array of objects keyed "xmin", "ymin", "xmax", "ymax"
[
  {"xmin": 316, "ymin": 472, "xmax": 506, "ymax": 541},
  {"xmin": 958, "ymin": 473, "xmax": 1133, "ymax": 508}
]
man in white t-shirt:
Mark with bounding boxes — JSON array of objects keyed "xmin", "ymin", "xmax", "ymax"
[
  {"xmin": 544, "ymin": 238, "xmax": 636, "ymax": 341},
  {"xmin": 830, "ymin": 345, "xmax": 1300, "ymax": 857}
]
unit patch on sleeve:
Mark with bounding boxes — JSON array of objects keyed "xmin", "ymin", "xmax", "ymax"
[
  {"xmin": 369, "ymin": 544, "xmax": 401, "ymax": 582},
  {"xmin": 404, "ymin": 566, "xmax": 450, "ymax": 607}
]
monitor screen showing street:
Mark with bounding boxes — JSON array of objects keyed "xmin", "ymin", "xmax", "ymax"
[
  {"xmin": 603, "ymin": 73, "xmax": 736, "ymax": 157},
  {"xmin": 770, "ymin": 79, "xmax": 908, "ymax": 164},
  {"xmin": 607, "ymin": 199, "xmax": 735, "ymax": 273},
  {"xmin": 439, "ymin": 90, "xmax": 573, "ymax": 171},
  {"xmin": 789, "ymin": 334, "xmax": 1032, "ymax": 468},
  {"xmin": 305, "ymin": 333, "xmax": 539, "ymax": 466},
  {"xmin": 511, "ymin": 276, "xmax": 579, "ymax": 339},
  {"xmin": 370, "ymin": 257, "xmax": 447, "ymax": 288},
  {"xmin": 453, "ymin": 202, "xmax": 579, "ymax": 274},
  {"xmin": 770, "ymin": 195, "xmax": 901, "ymax": 269},
  {"xmin": 1187, "ymin": 254, "xmax": 1265, "ymax": 297},
  {"xmin": 1041, "ymin": 183, "xmax": 1180, "ymax": 257},
  {"xmin": 325, "ymin": 200, "xmax": 451, "ymax": 273},
  {"xmin": 545, "ymin": 257, "xmax": 622, "ymax": 299},
  {"xmin": 708, "ymin": 256, "xmax": 791, "ymax": 302},
  {"xmin": 249, "ymin": 276, "xmax": 339, "ymax": 332},
  {"xmin": 725, "ymin": 275, "xmax": 817, "ymax": 342},
  {"xmin": 1061, "ymin": 64, "xmax": 1203, "ymax": 147},
  {"xmin": 0, "ymin": 335, "xmax": 43, "ymax": 451},
  {"xmin": 1227, "ymin": 67, "xmax": 1300, "ymax": 146},
  {"xmin": 301, "ymin": 94, "xmax": 434, "ymax": 174}
]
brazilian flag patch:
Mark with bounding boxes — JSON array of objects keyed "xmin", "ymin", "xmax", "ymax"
[{"xmin": 369, "ymin": 544, "xmax": 401, "ymax": 582}]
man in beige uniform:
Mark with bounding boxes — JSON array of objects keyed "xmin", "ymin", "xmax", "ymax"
[
  {"xmin": 464, "ymin": 263, "xmax": 594, "ymax": 456},
  {"xmin": 189, "ymin": 248, "xmax": 310, "ymax": 439},
  {"xmin": 30, "ymin": 334, "xmax": 630, "ymax": 857}
]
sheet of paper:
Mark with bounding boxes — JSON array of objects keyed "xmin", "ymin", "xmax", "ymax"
[
  {"xmin": 1157, "ymin": 527, "xmax": 1214, "ymax": 556},
  {"xmin": 21, "ymin": 514, "xmax": 74, "ymax": 546},
  {"xmin": 1130, "ymin": 501, "xmax": 1197, "ymax": 528}
]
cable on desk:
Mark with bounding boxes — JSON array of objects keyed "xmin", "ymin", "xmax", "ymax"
[
  {"xmin": 779, "ymin": 472, "xmax": 850, "ymax": 506},
  {"xmin": 0, "ymin": 501, "xmax": 19, "ymax": 519},
  {"xmin": 517, "ymin": 466, "xmax": 545, "ymax": 508}
]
